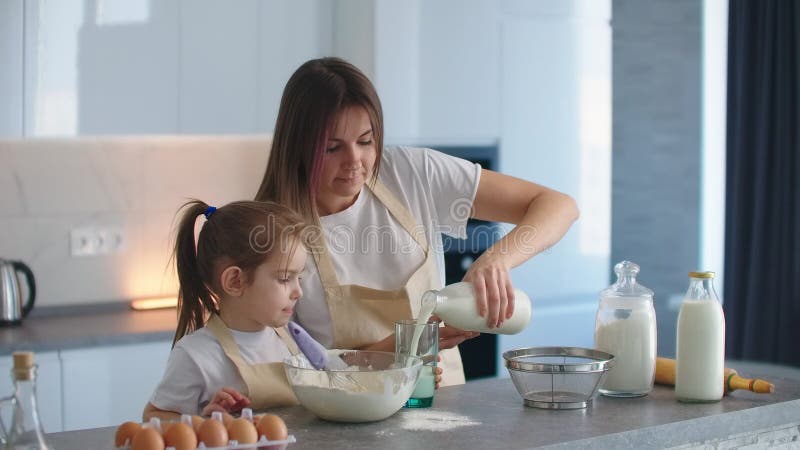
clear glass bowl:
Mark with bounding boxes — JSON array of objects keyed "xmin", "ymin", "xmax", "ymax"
[
  {"xmin": 503, "ymin": 346, "xmax": 615, "ymax": 409},
  {"xmin": 283, "ymin": 350, "xmax": 422, "ymax": 422}
]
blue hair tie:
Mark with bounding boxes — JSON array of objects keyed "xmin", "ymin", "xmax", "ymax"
[{"xmin": 204, "ymin": 206, "xmax": 217, "ymax": 219}]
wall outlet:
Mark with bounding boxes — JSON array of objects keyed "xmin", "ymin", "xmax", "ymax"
[{"xmin": 70, "ymin": 226, "xmax": 126, "ymax": 256}]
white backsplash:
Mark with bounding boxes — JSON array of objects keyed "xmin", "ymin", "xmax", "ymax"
[{"xmin": 0, "ymin": 135, "xmax": 271, "ymax": 307}]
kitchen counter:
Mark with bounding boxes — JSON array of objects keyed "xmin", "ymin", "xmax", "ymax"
[
  {"xmin": 0, "ymin": 303, "xmax": 176, "ymax": 354},
  {"xmin": 45, "ymin": 361, "xmax": 800, "ymax": 449}
]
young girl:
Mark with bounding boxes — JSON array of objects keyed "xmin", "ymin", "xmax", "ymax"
[{"xmin": 143, "ymin": 200, "xmax": 310, "ymax": 420}]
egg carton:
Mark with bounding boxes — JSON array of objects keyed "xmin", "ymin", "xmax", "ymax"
[{"xmin": 117, "ymin": 409, "xmax": 296, "ymax": 450}]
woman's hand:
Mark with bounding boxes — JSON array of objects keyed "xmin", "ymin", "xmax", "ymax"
[
  {"xmin": 434, "ymin": 355, "xmax": 443, "ymax": 389},
  {"xmin": 462, "ymin": 251, "xmax": 515, "ymax": 329},
  {"xmin": 201, "ymin": 387, "xmax": 251, "ymax": 416},
  {"xmin": 437, "ymin": 320, "xmax": 480, "ymax": 350}
]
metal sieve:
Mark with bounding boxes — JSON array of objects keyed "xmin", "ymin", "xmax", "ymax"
[{"xmin": 503, "ymin": 346, "xmax": 615, "ymax": 410}]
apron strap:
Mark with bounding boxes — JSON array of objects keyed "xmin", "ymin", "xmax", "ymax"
[
  {"xmin": 275, "ymin": 326, "xmax": 300, "ymax": 355},
  {"xmin": 311, "ymin": 179, "xmax": 430, "ymax": 293},
  {"xmin": 309, "ymin": 230, "xmax": 342, "ymax": 291},
  {"xmin": 368, "ymin": 180, "xmax": 429, "ymax": 249},
  {"xmin": 206, "ymin": 315, "xmax": 299, "ymax": 390},
  {"xmin": 205, "ymin": 315, "xmax": 260, "ymax": 390}
]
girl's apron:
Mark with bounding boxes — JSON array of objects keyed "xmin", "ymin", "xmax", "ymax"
[
  {"xmin": 205, "ymin": 314, "xmax": 300, "ymax": 408},
  {"xmin": 310, "ymin": 179, "xmax": 466, "ymax": 386}
]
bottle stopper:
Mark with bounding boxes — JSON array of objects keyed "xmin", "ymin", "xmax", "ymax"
[{"xmin": 12, "ymin": 351, "xmax": 34, "ymax": 381}]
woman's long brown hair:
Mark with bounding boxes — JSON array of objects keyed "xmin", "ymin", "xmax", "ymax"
[
  {"xmin": 171, "ymin": 200, "xmax": 308, "ymax": 347},
  {"xmin": 254, "ymin": 57, "xmax": 384, "ymax": 222}
]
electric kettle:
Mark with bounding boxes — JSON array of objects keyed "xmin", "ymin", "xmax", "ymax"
[{"xmin": 0, "ymin": 259, "xmax": 36, "ymax": 326}]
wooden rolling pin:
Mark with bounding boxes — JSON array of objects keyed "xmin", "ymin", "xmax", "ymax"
[{"xmin": 655, "ymin": 357, "xmax": 774, "ymax": 394}]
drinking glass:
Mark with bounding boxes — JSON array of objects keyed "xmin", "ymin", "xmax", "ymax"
[{"xmin": 395, "ymin": 320, "xmax": 438, "ymax": 408}]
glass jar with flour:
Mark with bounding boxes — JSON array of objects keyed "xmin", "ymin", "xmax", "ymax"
[{"xmin": 594, "ymin": 261, "xmax": 657, "ymax": 397}]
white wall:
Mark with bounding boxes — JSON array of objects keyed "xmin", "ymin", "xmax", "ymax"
[
  {"xmin": 701, "ymin": 0, "xmax": 728, "ymax": 299},
  {"xmin": 1, "ymin": 1, "xmax": 613, "ymax": 355},
  {"xmin": 335, "ymin": 0, "xmax": 611, "ymax": 358},
  {"xmin": 0, "ymin": 136, "xmax": 271, "ymax": 307},
  {"xmin": 496, "ymin": 0, "xmax": 611, "ymax": 366}
]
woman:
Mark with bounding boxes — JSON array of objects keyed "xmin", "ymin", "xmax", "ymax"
[{"xmin": 255, "ymin": 57, "xmax": 579, "ymax": 385}]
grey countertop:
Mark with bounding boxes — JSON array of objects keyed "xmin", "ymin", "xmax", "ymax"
[
  {"xmin": 45, "ymin": 361, "xmax": 800, "ymax": 449},
  {"xmin": 0, "ymin": 303, "xmax": 177, "ymax": 354}
]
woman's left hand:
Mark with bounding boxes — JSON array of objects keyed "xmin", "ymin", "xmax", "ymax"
[
  {"xmin": 463, "ymin": 251, "xmax": 515, "ymax": 329},
  {"xmin": 435, "ymin": 318, "xmax": 480, "ymax": 350},
  {"xmin": 434, "ymin": 355, "xmax": 443, "ymax": 389}
]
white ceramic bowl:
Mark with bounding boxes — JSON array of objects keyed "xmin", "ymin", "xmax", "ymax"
[{"xmin": 284, "ymin": 350, "xmax": 423, "ymax": 422}]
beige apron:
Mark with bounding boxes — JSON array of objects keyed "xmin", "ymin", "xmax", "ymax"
[
  {"xmin": 205, "ymin": 314, "xmax": 300, "ymax": 409},
  {"xmin": 310, "ymin": 179, "xmax": 466, "ymax": 386}
]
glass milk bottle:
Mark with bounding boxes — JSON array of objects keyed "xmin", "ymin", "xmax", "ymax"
[
  {"xmin": 594, "ymin": 261, "xmax": 657, "ymax": 397},
  {"xmin": 675, "ymin": 271, "xmax": 726, "ymax": 402},
  {"xmin": 0, "ymin": 352, "xmax": 51, "ymax": 450},
  {"xmin": 419, "ymin": 282, "xmax": 532, "ymax": 334}
]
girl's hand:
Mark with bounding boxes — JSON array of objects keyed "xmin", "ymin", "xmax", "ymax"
[
  {"xmin": 462, "ymin": 251, "xmax": 515, "ymax": 329},
  {"xmin": 201, "ymin": 387, "xmax": 251, "ymax": 416},
  {"xmin": 436, "ymin": 320, "xmax": 480, "ymax": 350}
]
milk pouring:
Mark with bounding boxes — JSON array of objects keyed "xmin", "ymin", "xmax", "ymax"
[
  {"xmin": 418, "ymin": 282, "xmax": 532, "ymax": 334},
  {"xmin": 404, "ymin": 282, "xmax": 532, "ymax": 376},
  {"xmin": 675, "ymin": 271, "xmax": 725, "ymax": 402},
  {"xmin": 594, "ymin": 261, "xmax": 657, "ymax": 397}
]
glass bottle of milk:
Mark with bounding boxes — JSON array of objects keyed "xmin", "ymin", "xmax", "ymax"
[
  {"xmin": 675, "ymin": 271, "xmax": 726, "ymax": 402},
  {"xmin": 594, "ymin": 261, "xmax": 657, "ymax": 397},
  {"xmin": 419, "ymin": 282, "xmax": 532, "ymax": 334}
]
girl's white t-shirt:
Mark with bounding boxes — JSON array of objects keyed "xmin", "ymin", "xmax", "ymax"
[
  {"xmin": 295, "ymin": 146, "xmax": 481, "ymax": 348},
  {"xmin": 149, "ymin": 326, "xmax": 291, "ymax": 415}
]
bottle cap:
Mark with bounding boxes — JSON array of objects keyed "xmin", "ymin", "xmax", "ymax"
[
  {"xmin": 13, "ymin": 351, "xmax": 33, "ymax": 369},
  {"xmin": 688, "ymin": 271, "xmax": 715, "ymax": 279}
]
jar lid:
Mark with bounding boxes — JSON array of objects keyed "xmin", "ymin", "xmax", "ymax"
[{"xmin": 600, "ymin": 261, "xmax": 654, "ymax": 299}]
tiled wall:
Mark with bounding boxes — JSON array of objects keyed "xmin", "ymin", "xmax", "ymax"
[{"xmin": 0, "ymin": 136, "xmax": 271, "ymax": 307}]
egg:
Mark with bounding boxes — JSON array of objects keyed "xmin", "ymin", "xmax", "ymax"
[
  {"xmin": 115, "ymin": 421, "xmax": 141, "ymax": 447},
  {"xmin": 256, "ymin": 414, "xmax": 288, "ymax": 441},
  {"xmin": 197, "ymin": 418, "xmax": 228, "ymax": 447},
  {"xmin": 221, "ymin": 412, "xmax": 235, "ymax": 428},
  {"xmin": 163, "ymin": 422, "xmax": 197, "ymax": 450},
  {"xmin": 190, "ymin": 415, "xmax": 205, "ymax": 434},
  {"xmin": 227, "ymin": 417, "xmax": 258, "ymax": 444},
  {"xmin": 131, "ymin": 427, "xmax": 165, "ymax": 450},
  {"xmin": 252, "ymin": 414, "xmax": 264, "ymax": 425},
  {"xmin": 159, "ymin": 422, "xmax": 173, "ymax": 434}
]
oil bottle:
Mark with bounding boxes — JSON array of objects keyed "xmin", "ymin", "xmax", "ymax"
[{"xmin": 0, "ymin": 352, "xmax": 51, "ymax": 449}]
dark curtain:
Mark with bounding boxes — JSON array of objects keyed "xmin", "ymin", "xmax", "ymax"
[{"xmin": 724, "ymin": 0, "xmax": 799, "ymax": 366}]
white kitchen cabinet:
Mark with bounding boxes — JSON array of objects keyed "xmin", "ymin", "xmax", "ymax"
[
  {"xmin": 0, "ymin": 0, "xmax": 24, "ymax": 137},
  {"xmin": 179, "ymin": 0, "xmax": 334, "ymax": 134},
  {"xmin": 417, "ymin": 0, "xmax": 501, "ymax": 142},
  {"xmin": 60, "ymin": 340, "xmax": 171, "ymax": 431},
  {"xmin": 334, "ymin": 0, "xmax": 500, "ymax": 142},
  {"xmin": 0, "ymin": 351, "xmax": 63, "ymax": 432}
]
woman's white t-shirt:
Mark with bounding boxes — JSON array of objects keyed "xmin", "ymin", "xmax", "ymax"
[
  {"xmin": 149, "ymin": 326, "xmax": 291, "ymax": 415},
  {"xmin": 294, "ymin": 146, "xmax": 481, "ymax": 348}
]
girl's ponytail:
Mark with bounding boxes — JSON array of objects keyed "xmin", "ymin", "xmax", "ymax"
[{"xmin": 172, "ymin": 200, "xmax": 217, "ymax": 347}]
